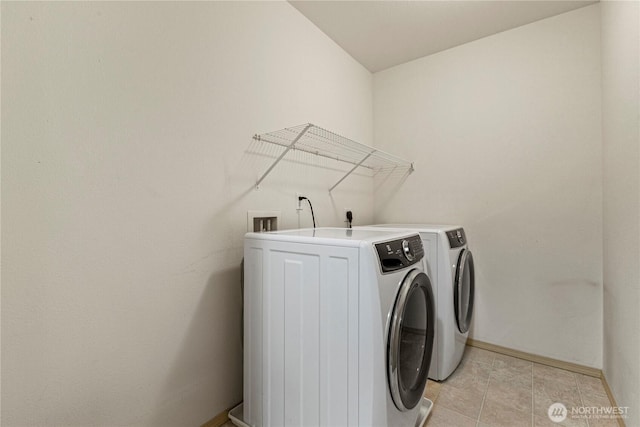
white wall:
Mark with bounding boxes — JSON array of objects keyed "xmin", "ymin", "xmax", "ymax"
[
  {"xmin": 373, "ymin": 5, "xmax": 603, "ymax": 368},
  {"xmin": 601, "ymin": 0, "xmax": 640, "ymax": 422},
  {"xmin": 1, "ymin": 2, "xmax": 373, "ymax": 426}
]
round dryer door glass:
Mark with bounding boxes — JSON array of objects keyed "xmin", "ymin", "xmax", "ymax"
[
  {"xmin": 388, "ymin": 270, "xmax": 435, "ymax": 411},
  {"xmin": 454, "ymin": 249, "xmax": 475, "ymax": 334}
]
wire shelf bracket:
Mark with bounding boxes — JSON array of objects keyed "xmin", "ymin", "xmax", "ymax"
[
  {"xmin": 329, "ymin": 151, "xmax": 374, "ymax": 192},
  {"xmin": 252, "ymin": 123, "xmax": 414, "ymax": 191},
  {"xmin": 254, "ymin": 123, "xmax": 312, "ymax": 188}
]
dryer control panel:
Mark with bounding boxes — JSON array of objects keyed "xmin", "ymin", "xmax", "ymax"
[
  {"xmin": 446, "ymin": 228, "xmax": 467, "ymax": 249},
  {"xmin": 375, "ymin": 235, "xmax": 424, "ymax": 273}
]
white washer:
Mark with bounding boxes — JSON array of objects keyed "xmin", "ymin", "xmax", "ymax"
[
  {"xmin": 237, "ymin": 228, "xmax": 435, "ymax": 427},
  {"xmin": 360, "ymin": 225, "xmax": 475, "ymax": 381}
]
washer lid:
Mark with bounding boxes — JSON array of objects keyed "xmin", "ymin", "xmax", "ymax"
[{"xmin": 245, "ymin": 227, "xmax": 423, "ymax": 247}]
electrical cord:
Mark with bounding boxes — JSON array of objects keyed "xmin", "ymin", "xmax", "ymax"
[{"xmin": 298, "ymin": 196, "xmax": 316, "ymax": 228}]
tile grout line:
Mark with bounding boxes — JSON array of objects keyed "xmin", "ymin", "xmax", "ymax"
[
  {"xmin": 531, "ymin": 362, "xmax": 534, "ymax": 427},
  {"xmin": 575, "ymin": 374, "xmax": 590, "ymax": 427},
  {"xmin": 475, "ymin": 354, "xmax": 495, "ymax": 427}
]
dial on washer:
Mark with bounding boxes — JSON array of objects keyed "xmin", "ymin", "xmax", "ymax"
[{"xmin": 402, "ymin": 239, "xmax": 414, "ymax": 261}]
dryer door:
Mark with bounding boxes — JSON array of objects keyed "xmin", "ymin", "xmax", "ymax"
[
  {"xmin": 388, "ymin": 269, "xmax": 435, "ymax": 411},
  {"xmin": 454, "ymin": 249, "xmax": 475, "ymax": 334}
]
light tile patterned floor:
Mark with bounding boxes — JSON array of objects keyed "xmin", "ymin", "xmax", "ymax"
[
  {"xmin": 425, "ymin": 346, "xmax": 619, "ymax": 427},
  {"xmin": 221, "ymin": 346, "xmax": 619, "ymax": 427}
]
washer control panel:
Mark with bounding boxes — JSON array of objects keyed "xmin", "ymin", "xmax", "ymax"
[
  {"xmin": 446, "ymin": 228, "xmax": 467, "ymax": 249},
  {"xmin": 375, "ymin": 234, "xmax": 424, "ymax": 273}
]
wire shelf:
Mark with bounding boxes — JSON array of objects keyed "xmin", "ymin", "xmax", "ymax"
[{"xmin": 253, "ymin": 123, "xmax": 414, "ymax": 191}]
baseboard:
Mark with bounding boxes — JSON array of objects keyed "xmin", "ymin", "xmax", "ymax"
[
  {"xmin": 600, "ymin": 373, "xmax": 626, "ymax": 427},
  {"xmin": 205, "ymin": 343, "xmax": 620, "ymax": 427},
  {"xmin": 466, "ymin": 338, "xmax": 602, "ymax": 378},
  {"xmin": 467, "ymin": 338, "xmax": 628, "ymax": 426},
  {"xmin": 201, "ymin": 403, "xmax": 239, "ymax": 427},
  {"xmin": 205, "ymin": 350, "xmax": 624, "ymax": 427}
]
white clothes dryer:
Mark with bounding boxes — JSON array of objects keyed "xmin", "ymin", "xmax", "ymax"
[
  {"xmin": 360, "ymin": 224, "xmax": 475, "ymax": 381},
  {"xmin": 236, "ymin": 228, "xmax": 435, "ymax": 427}
]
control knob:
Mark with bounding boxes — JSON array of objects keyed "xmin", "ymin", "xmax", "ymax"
[{"xmin": 401, "ymin": 240, "xmax": 414, "ymax": 261}]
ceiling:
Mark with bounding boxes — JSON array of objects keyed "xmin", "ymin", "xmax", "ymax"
[{"xmin": 289, "ymin": 1, "xmax": 597, "ymax": 73}]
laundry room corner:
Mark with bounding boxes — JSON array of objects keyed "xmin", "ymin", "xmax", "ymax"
[
  {"xmin": 371, "ymin": 4, "xmax": 603, "ymax": 369},
  {"xmin": 5, "ymin": 0, "xmax": 640, "ymax": 426},
  {"xmin": 602, "ymin": 0, "xmax": 640, "ymax": 423}
]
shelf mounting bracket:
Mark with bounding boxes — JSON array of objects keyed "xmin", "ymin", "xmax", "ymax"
[
  {"xmin": 329, "ymin": 151, "xmax": 375, "ymax": 192},
  {"xmin": 255, "ymin": 123, "xmax": 313, "ymax": 189}
]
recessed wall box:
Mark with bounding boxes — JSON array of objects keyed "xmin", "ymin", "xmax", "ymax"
[{"xmin": 247, "ymin": 210, "xmax": 281, "ymax": 232}]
